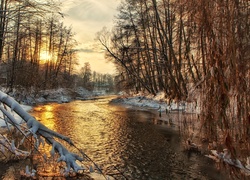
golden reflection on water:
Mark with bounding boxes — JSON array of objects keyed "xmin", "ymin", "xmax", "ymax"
[
  {"xmin": 32, "ymin": 100, "xmax": 126, "ymax": 166},
  {"xmin": 29, "ymin": 99, "xmax": 229, "ymax": 179},
  {"xmin": 33, "ymin": 104, "xmax": 56, "ymax": 130}
]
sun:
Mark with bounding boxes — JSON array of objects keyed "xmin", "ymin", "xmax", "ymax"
[{"xmin": 39, "ymin": 51, "xmax": 51, "ymax": 61}]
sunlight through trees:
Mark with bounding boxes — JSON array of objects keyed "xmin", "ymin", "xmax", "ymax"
[{"xmin": 0, "ymin": 0, "xmax": 78, "ymax": 90}]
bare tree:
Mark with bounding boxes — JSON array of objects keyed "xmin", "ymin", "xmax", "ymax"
[
  {"xmin": 79, "ymin": 62, "xmax": 93, "ymax": 91},
  {"xmin": 0, "ymin": 0, "xmax": 78, "ymax": 90}
]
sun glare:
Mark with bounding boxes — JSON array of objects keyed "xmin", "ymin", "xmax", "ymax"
[{"xmin": 40, "ymin": 51, "xmax": 51, "ymax": 61}]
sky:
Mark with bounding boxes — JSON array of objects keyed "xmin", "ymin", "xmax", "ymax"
[{"xmin": 60, "ymin": 0, "xmax": 121, "ymax": 74}]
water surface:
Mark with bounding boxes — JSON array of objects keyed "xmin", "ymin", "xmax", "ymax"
[{"xmin": 31, "ymin": 96, "xmax": 227, "ymax": 179}]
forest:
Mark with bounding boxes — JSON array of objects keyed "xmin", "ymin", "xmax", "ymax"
[
  {"xmin": 0, "ymin": 0, "xmax": 79, "ymax": 90},
  {"xmin": 0, "ymin": 0, "xmax": 114, "ymax": 93},
  {"xmin": 0, "ymin": 0, "xmax": 249, "ymax": 179}
]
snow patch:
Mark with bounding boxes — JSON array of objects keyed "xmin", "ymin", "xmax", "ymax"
[
  {"xmin": 3, "ymin": 87, "xmax": 93, "ymax": 105},
  {"xmin": 112, "ymin": 91, "xmax": 199, "ymax": 113}
]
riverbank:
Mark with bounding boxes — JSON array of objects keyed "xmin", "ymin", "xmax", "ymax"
[
  {"xmin": 9, "ymin": 87, "xmax": 94, "ymax": 105},
  {"xmin": 111, "ymin": 92, "xmax": 199, "ymax": 114}
]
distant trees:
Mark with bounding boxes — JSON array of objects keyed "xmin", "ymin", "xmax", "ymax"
[
  {"xmin": 77, "ymin": 62, "xmax": 115, "ymax": 93},
  {"xmin": 0, "ymin": 0, "xmax": 78, "ymax": 91},
  {"xmin": 99, "ymin": 0, "xmax": 250, "ymax": 157},
  {"xmin": 92, "ymin": 71, "xmax": 115, "ymax": 93},
  {"xmin": 78, "ymin": 62, "xmax": 93, "ymax": 91}
]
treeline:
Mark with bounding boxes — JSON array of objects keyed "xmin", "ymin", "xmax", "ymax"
[
  {"xmin": 0, "ymin": 0, "xmax": 77, "ymax": 91},
  {"xmin": 77, "ymin": 62, "xmax": 115, "ymax": 93},
  {"xmin": 98, "ymin": 0, "xmax": 249, "ymax": 154}
]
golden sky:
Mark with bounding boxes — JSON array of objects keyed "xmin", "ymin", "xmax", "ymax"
[{"xmin": 61, "ymin": 0, "xmax": 120, "ymax": 74}]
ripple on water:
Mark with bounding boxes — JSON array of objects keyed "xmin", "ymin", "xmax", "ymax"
[{"xmin": 31, "ymin": 99, "xmax": 228, "ymax": 180}]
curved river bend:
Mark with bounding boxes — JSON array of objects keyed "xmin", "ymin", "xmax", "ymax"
[{"xmin": 31, "ymin": 96, "xmax": 226, "ymax": 180}]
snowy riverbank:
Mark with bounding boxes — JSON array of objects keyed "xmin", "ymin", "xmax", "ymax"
[
  {"xmin": 0, "ymin": 87, "xmax": 93, "ymax": 127},
  {"xmin": 0, "ymin": 89, "xmax": 200, "ymax": 128},
  {"xmin": 111, "ymin": 92, "xmax": 200, "ymax": 114},
  {"xmin": 9, "ymin": 87, "xmax": 93, "ymax": 105}
]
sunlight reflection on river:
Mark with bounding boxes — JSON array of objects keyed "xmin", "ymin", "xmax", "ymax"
[
  {"xmin": 33, "ymin": 105, "xmax": 57, "ymax": 130},
  {"xmin": 31, "ymin": 97, "xmax": 228, "ymax": 179}
]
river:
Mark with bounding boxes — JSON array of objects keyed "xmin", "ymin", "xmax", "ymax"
[{"xmin": 30, "ymin": 96, "xmax": 227, "ymax": 180}]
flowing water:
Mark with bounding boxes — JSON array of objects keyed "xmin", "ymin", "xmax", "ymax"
[{"xmin": 30, "ymin": 96, "xmax": 227, "ymax": 180}]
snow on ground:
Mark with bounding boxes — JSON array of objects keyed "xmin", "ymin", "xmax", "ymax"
[
  {"xmin": 111, "ymin": 91, "xmax": 191, "ymax": 112},
  {"xmin": 1, "ymin": 87, "xmax": 93, "ymax": 105}
]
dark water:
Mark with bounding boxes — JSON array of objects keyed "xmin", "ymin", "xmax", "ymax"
[{"xmin": 31, "ymin": 96, "xmax": 227, "ymax": 180}]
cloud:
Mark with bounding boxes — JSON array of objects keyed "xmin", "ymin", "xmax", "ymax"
[
  {"xmin": 77, "ymin": 48, "xmax": 95, "ymax": 53},
  {"xmin": 77, "ymin": 47, "xmax": 103, "ymax": 54},
  {"xmin": 66, "ymin": 0, "xmax": 116, "ymax": 22},
  {"xmin": 76, "ymin": 42, "xmax": 104, "ymax": 53},
  {"xmin": 62, "ymin": 0, "xmax": 119, "ymax": 41},
  {"xmin": 60, "ymin": 0, "xmax": 120, "ymax": 74}
]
